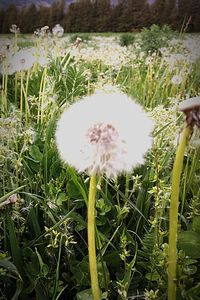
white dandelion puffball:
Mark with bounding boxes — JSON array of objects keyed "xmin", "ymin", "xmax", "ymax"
[
  {"xmin": 52, "ymin": 24, "xmax": 64, "ymax": 37},
  {"xmin": 56, "ymin": 89, "xmax": 154, "ymax": 177},
  {"xmin": 171, "ymin": 75, "xmax": 183, "ymax": 85}
]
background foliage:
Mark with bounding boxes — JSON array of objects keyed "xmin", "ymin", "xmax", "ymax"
[{"xmin": 0, "ymin": 0, "xmax": 200, "ymax": 33}]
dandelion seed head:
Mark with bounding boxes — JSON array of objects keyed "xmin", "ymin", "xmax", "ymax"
[
  {"xmin": 10, "ymin": 24, "xmax": 20, "ymax": 34},
  {"xmin": 56, "ymin": 89, "xmax": 154, "ymax": 177},
  {"xmin": 52, "ymin": 24, "xmax": 64, "ymax": 37},
  {"xmin": 171, "ymin": 75, "xmax": 183, "ymax": 85}
]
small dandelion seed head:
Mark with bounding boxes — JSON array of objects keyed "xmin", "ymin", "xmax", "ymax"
[{"xmin": 171, "ymin": 75, "xmax": 183, "ymax": 85}]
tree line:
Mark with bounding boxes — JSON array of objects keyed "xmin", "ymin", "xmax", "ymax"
[{"xmin": 0, "ymin": 0, "xmax": 200, "ymax": 33}]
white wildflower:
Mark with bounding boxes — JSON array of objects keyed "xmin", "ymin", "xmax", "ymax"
[
  {"xmin": 52, "ymin": 24, "xmax": 64, "ymax": 37},
  {"xmin": 10, "ymin": 24, "xmax": 20, "ymax": 34},
  {"xmin": 56, "ymin": 88, "xmax": 154, "ymax": 178},
  {"xmin": 171, "ymin": 75, "xmax": 183, "ymax": 85},
  {"xmin": 12, "ymin": 48, "xmax": 36, "ymax": 72},
  {"xmin": 40, "ymin": 26, "xmax": 49, "ymax": 36}
]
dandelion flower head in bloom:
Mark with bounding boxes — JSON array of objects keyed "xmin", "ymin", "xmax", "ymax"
[{"xmin": 56, "ymin": 88, "xmax": 154, "ymax": 178}]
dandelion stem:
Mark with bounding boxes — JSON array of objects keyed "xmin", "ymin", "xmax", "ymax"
[
  {"xmin": 168, "ymin": 125, "xmax": 191, "ymax": 300},
  {"xmin": 88, "ymin": 175, "xmax": 100, "ymax": 300}
]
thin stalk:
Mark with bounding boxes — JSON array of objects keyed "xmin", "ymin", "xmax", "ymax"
[
  {"xmin": 40, "ymin": 67, "xmax": 47, "ymax": 124},
  {"xmin": 125, "ymin": 174, "xmax": 130, "ymax": 199},
  {"xmin": 3, "ymin": 70, "xmax": 8, "ymax": 115},
  {"xmin": 168, "ymin": 125, "xmax": 191, "ymax": 300},
  {"xmin": 20, "ymin": 72, "xmax": 24, "ymax": 116},
  {"xmin": 37, "ymin": 67, "xmax": 47, "ymax": 124},
  {"xmin": 25, "ymin": 69, "xmax": 31, "ymax": 124},
  {"xmin": 88, "ymin": 175, "xmax": 100, "ymax": 300},
  {"xmin": 14, "ymin": 73, "xmax": 18, "ymax": 105}
]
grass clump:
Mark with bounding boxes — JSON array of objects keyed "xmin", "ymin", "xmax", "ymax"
[{"xmin": 119, "ymin": 32, "xmax": 135, "ymax": 47}]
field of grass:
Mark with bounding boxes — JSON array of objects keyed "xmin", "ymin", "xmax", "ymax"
[{"xmin": 0, "ymin": 26, "xmax": 200, "ymax": 300}]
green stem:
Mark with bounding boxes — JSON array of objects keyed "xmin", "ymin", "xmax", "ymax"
[
  {"xmin": 168, "ymin": 125, "xmax": 191, "ymax": 300},
  {"xmin": 88, "ymin": 175, "xmax": 100, "ymax": 300}
]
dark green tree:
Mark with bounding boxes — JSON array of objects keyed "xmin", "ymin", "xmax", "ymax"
[
  {"xmin": 91, "ymin": 0, "xmax": 111, "ymax": 32},
  {"xmin": 2, "ymin": 4, "xmax": 19, "ymax": 33},
  {"xmin": 37, "ymin": 6, "xmax": 51, "ymax": 28},
  {"xmin": 109, "ymin": 0, "xmax": 129, "ymax": 31},
  {"xmin": 190, "ymin": 0, "xmax": 200, "ymax": 31},
  {"xmin": 151, "ymin": 0, "xmax": 167, "ymax": 26},
  {"xmin": 18, "ymin": 4, "xmax": 38, "ymax": 33},
  {"xmin": 48, "ymin": 0, "xmax": 65, "ymax": 28},
  {"xmin": 177, "ymin": 0, "xmax": 191, "ymax": 31},
  {"xmin": 0, "ymin": 8, "xmax": 4, "ymax": 33}
]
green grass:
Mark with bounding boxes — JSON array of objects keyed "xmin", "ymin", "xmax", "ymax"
[{"xmin": 0, "ymin": 31, "xmax": 200, "ymax": 300}]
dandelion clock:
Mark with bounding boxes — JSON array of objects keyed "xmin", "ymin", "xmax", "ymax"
[{"xmin": 56, "ymin": 87, "xmax": 154, "ymax": 300}]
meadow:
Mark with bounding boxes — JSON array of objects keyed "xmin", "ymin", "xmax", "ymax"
[{"xmin": 0, "ymin": 25, "xmax": 200, "ymax": 299}]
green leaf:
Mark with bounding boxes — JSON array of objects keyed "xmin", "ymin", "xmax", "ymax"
[
  {"xmin": 0, "ymin": 259, "xmax": 23, "ymax": 300},
  {"xmin": 178, "ymin": 231, "xmax": 200, "ymax": 258},
  {"xmin": 192, "ymin": 216, "xmax": 200, "ymax": 233},
  {"xmin": 56, "ymin": 193, "xmax": 67, "ymax": 206},
  {"xmin": 76, "ymin": 289, "xmax": 93, "ymax": 300},
  {"xmin": 29, "ymin": 145, "xmax": 43, "ymax": 162},
  {"xmin": 5, "ymin": 209, "xmax": 25, "ymax": 279},
  {"xmin": 35, "ymin": 248, "xmax": 49, "ymax": 277},
  {"xmin": 145, "ymin": 272, "xmax": 160, "ymax": 281}
]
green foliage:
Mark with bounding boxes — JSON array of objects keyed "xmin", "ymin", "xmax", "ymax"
[
  {"xmin": 178, "ymin": 231, "xmax": 200, "ymax": 259},
  {"xmin": 119, "ymin": 33, "xmax": 135, "ymax": 47},
  {"xmin": 139, "ymin": 24, "xmax": 176, "ymax": 53},
  {"xmin": 1, "ymin": 32, "xmax": 200, "ymax": 299},
  {"xmin": 49, "ymin": 53, "xmax": 87, "ymax": 106}
]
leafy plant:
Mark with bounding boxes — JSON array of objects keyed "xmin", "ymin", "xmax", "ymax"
[
  {"xmin": 139, "ymin": 24, "xmax": 176, "ymax": 53},
  {"xmin": 119, "ymin": 33, "xmax": 135, "ymax": 47}
]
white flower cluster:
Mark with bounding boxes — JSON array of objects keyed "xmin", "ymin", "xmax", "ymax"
[
  {"xmin": 70, "ymin": 37, "xmax": 134, "ymax": 69},
  {"xmin": 0, "ymin": 47, "xmax": 49, "ymax": 75},
  {"xmin": 34, "ymin": 24, "xmax": 64, "ymax": 38},
  {"xmin": 56, "ymin": 88, "xmax": 154, "ymax": 178}
]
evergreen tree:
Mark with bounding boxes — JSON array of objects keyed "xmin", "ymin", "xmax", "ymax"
[
  {"xmin": 38, "ymin": 6, "xmax": 51, "ymax": 28},
  {"xmin": 110, "ymin": 0, "xmax": 127, "ymax": 31},
  {"xmin": 19, "ymin": 4, "xmax": 38, "ymax": 33},
  {"xmin": 49, "ymin": 0, "xmax": 65, "ymax": 28},
  {"xmin": 163, "ymin": 0, "xmax": 177, "ymax": 28},
  {"xmin": 119, "ymin": 0, "xmax": 149, "ymax": 31},
  {"xmin": 177, "ymin": 0, "xmax": 191, "ymax": 30},
  {"xmin": 91, "ymin": 0, "xmax": 111, "ymax": 32},
  {"xmin": 75, "ymin": 0, "xmax": 93, "ymax": 32},
  {"xmin": 0, "ymin": 8, "xmax": 4, "ymax": 33},
  {"xmin": 151, "ymin": 0, "xmax": 167, "ymax": 26},
  {"xmin": 190, "ymin": 0, "xmax": 200, "ymax": 31},
  {"xmin": 2, "ymin": 4, "xmax": 19, "ymax": 33}
]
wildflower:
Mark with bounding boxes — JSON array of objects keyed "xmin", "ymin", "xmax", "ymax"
[
  {"xmin": 52, "ymin": 24, "xmax": 64, "ymax": 37},
  {"xmin": 73, "ymin": 37, "xmax": 82, "ymax": 48},
  {"xmin": 34, "ymin": 28, "xmax": 41, "ymax": 37},
  {"xmin": 179, "ymin": 96, "xmax": 200, "ymax": 128},
  {"xmin": 40, "ymin": 26, "xmax": 50, "ymax": 36},
  {"xmin": 0, "ymin": 61, "xmax": 15, "ymax": 75},
  {"xmin": 56, "ymin": 88, "xmax": 154, "ymax": 178},
  {"xmin": 8, "ymin": 48, "xmax": 36, "ymax": 73},
  {"xmin": 171, "ymin": 75, "xmax": 183, "ymax": 85},
  {"xmin": 9, "ymin": 24, "xmax": 20, "ymax": 34},
  {"xmin": 145, "ymin": 56, "xmax": 154, "ymax": 65}
]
